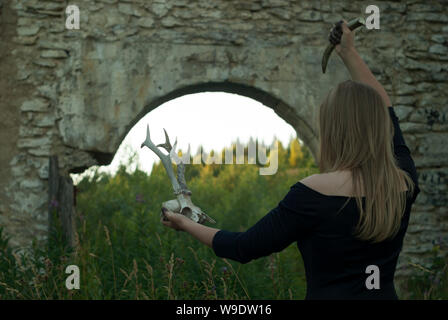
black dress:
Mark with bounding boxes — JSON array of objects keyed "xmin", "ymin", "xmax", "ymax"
[{"xmin": 212, "ymin": 107, "xmax": 420, "ymax": 300}]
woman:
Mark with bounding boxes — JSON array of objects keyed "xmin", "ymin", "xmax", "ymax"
[{"xmin": 161, "ymin": 21, "xmax": 420, "ymax": 300}]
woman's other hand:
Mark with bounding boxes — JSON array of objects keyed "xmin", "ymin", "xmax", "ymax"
[{"xmin": 161, "ymin": 208, "xmax": 191, "ymax": 231}]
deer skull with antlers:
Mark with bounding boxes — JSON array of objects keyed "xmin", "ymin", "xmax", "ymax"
[{"xmin": 141, "ymin": 126, "xmax": 216, "ymax": 225}]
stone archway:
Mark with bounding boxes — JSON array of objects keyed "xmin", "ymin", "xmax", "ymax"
[
  {"xmin": 1, "ymin": 0, "xmax": 447, "ymax": 282},
  {"xmin": 57, "ymin": 40, "xmax": 332, "ymax": 174}
]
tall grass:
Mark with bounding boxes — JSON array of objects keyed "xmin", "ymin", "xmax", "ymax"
[
  {"xmin": 0, "ymin": 144, "xmax": 314, "ymax": 299},
  {"xmin": 400, "ymin": 240, "xmax": 448, "ymax": 300},
  {"xmin": 0, "ymin": 140, "xmax": 446, "ymax": 299}
]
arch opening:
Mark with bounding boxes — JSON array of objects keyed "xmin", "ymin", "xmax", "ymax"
[
  {"xmin": 70, "ymin": 82, "xmax": 319, "ymax": 179},
  {"xmin": 71, "ymin": 86, "xmax": 318, "ymax": 184}
]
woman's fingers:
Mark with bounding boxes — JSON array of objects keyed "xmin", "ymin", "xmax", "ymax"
[
  {"xmin": 329, "ymin": 33, "xmax": 340, "ymax": 43},
  {"xmin": 161, "ymin": 208, "xmax": 173, "ymax": 225},
  {"xmin": 162, "ymin": 207, "xmax": 176, "ymax": 220},
  {"xmin": 164, "ymin": 210, "xmax": 177, "ymax": 221},
  {"xmin": 341, "ymin": 20, "xmax": 351, "ymax": 33},
  {"xmin": 329, "ymin": 32, "xmax": 341, "ymax": 45},
  {"xmin": 329, "ymin": 21, "xmax": 343, "ymax": 45},
  {"xmin": 161, "ymin": 216, "xmax": 178, "ymax": 230},
  {"xmin": 161, "ymin": 219, "xmax": 170, "ymax": 227},
  {"xmin": 160, "ymin": 209, "xmax": 184, "ymax": 231}
]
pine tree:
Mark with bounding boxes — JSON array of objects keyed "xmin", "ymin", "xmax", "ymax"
[{"xmin": 288, "ymin": 138, "xmax": 304, "ymax": 168}]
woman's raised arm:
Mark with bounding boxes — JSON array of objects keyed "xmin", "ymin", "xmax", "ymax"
[{"xmin": 331, "ymin": 20, "xmax": 392, "ymax": 107}]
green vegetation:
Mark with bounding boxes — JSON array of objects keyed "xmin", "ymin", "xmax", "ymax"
[
  {"xmin": 399, "ymin": 241, "xmax": 448, "ymax": 300},
  {"xmin": 0, "ymin": 138, "xmax": 446, "ymax": 299}
]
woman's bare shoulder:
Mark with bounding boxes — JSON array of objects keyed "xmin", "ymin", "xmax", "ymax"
[
  {"xmin": 300, "ymin": 173, "xmax": 331, "ymax": 192},
  {"xmin": 300, "ymin": 171, "xmax": 353, "ymax": 197}
]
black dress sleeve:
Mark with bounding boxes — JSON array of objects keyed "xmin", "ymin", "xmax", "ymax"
[
  {"xmin": 388, "ymin": 107, "xmax": 420, "ymax": 199},
  {"xmin": 212, "ymin": 183, "xmax": 323, "ymax": 264}
]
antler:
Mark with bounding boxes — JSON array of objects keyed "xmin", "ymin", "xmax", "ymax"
[
  {"xmin": 141, "ymin": 126, "xmax": 216, "ymax": 225},
  {"xmin": 175, "ymin": 144, "xmax": 191, "ymax": 195},
  {"xmin": 157, "ymin": 128, "xmax": 191, "ymax": 195},
  {"xmin": 141, "ymin": 125, "xmax": 182, "ymax": 195}
]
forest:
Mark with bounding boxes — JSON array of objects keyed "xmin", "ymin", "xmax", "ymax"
[{"xmin": 0, "ymin": 138, "xmax": 446, "ymax": 299}]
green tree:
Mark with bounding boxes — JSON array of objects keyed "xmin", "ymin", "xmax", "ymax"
[{"xmin": 288, "ymin": 138, "xmax": 304, "ymax": 168}]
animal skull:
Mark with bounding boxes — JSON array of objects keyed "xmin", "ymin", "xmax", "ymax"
[{"xmin": 141, "ymin": 126, "xmax": 216, "ymax": 225}]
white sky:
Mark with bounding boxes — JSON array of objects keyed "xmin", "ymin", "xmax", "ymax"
[{"xmin": 71, "ymin": 92, "xmax": 298, "ymax": 184}]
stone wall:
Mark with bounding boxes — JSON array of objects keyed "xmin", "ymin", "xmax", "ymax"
[{"xmin": 0, "ymin": 0, "xmax": 447, "ymax": 280}]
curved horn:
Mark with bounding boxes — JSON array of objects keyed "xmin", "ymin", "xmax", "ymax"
[{"xmin": 322, "ymin": 17, "xmax": 365, "ymax": 74}]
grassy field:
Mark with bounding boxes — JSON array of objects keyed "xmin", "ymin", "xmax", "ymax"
[{"xmin": 0, "ymin": 141, "xmax": 446, "ymax": 299}]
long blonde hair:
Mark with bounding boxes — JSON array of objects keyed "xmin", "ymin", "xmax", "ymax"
[{"xmin": 318, "ymin": 80, "xmax": 415, "ymax": 243}]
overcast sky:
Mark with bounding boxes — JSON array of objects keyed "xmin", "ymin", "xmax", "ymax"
[{"xmin": 71, "ymin": 92, "xmax": 298, "ymax": 183}]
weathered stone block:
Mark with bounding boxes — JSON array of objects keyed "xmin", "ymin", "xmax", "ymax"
[
  {"xmin": 19, "ymin": 126, "xmax": 47, "ymax": 137},
  {"xmin": 28, "ymin": 146, "xmax": 52, "ymax": 157},
  {"xmin": 410, "ymin": 107, "xmax": 448, "ymax": 125},
  {"xmin": 406, "ymin": 12, "xmax": 448, "ymax": 23},
  {"xmin": 161, "ymin": 16, "xmax": 183, "ymax": 28},
  {"xmin": 394, "ymin": 105, "xmax": 414, "ymax": 121},
  {"xmin": 261, "ymin": 0, "xmax": 289, "ymax": 8},
  {"xmin": 12, "ymin": 36, "xmax": 37, "ymax": 45},
  {"xmin": 429, "ymin": 44, "xmax": 448, "ymax": 55},
  {"xmin": 297, "ymin": 10, "xmax": 322, "ymax": 22},
  {"xmin": 431, "ymin": 34, "xmax": 446, "ymax": 44},
  {"xmin": 400, "ymin": 122, "xmax": 428, "ymax": 133},
  {"xmin": 269, "ymin": 8, "xmax": 290, "ymax": 20},
  {"xmin": 16, "ymin": 25, "xmax": 40, "ymax": 36},
  {"xmin": 415, "ymin": 134, "xmax": 448, "ymax": 166},
  {"xmin": 38, "ymin": 163, "xmax": 49, "ymax": 179},
  {"xmin": 25, "ymin": 1, "xmax": 64, "ymax": 11},
  {"xmin": 393, "ymin": 96, "xmax": 416, "ymax": 106},
  {"xmin": 41, "ymin": 49, "xmax": 69, "ymax": 59},
  {"xmin": 33, "ymin": 113, "xmax": 56, "ymax": 127},
  {"xmin": 118, "ymin": 3, "xmax": 144, "ymax": 16},
  {"xmin": 150, "ymin": 3, "xmax": 170, "ymax": 17},
  {"xmin": 20, "ymin": 98, "xmax": 50, "ymax": 112},
  {"xmin": 38, "ymin": 39, "xmax": 69, "ymax": 50},
  {"xmin": 19, "ymin": 178, "xmax": 43, "ymax": 190},
  {"xmin": 36, "ymin": 84, "xmax": 58, "ymax": 101},
  {"xmin": 105, "ymin": 12, "xmax": 130, "ymax": 28},
  {"xmin": 394, "ymin": 83, "xmax": 415, "ymax": 96},
  {"xmin": 33, "ymin": 59, "xmax": 57, "ymax": 68},
  {"xmin": 17, "ymin": 136, "xmax": 51, "ymax": 149},
  {"xmin": 137, "ymin": 17, "xmax": 155, "ymax": 28}
]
